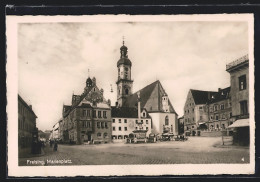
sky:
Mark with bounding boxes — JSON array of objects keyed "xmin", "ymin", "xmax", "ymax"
[{"xmin": 18, "ymin": 20, "xmax": 248, "ymax": 131}]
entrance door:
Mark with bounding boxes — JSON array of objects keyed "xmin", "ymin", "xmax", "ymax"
[{"xmin": 88, "ymin": 134, "xmax": 91, "ymax": 141}]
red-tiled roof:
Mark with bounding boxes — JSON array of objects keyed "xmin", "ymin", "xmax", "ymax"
[{"xmin": 123, "ymin": 80, "xmax": 177, "ymax": 114}]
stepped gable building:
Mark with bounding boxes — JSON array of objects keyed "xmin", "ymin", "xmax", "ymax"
[
  {"xmin": 62, "ymin": 76, "xmax": 112, "ymax": 144},
  {"xmin": 207, "ymin": 87, "xmax": 232, "ymax": 131},
  {"xmin": 226, "ymin": 54, "xmax": 249, "ymax": 145},
  {"xmin": 114, "ymin": 41, "xmax": 179, "ymax": 135},
  {"xmin": 18, "ymin": 95, "xmax": 38, "ymax": 148},
  {"xmin": 184, "ymin": 89, "xmax": 217, "ymax": 136},
  {"xmin": 111, "ymin": 106, "xmax": 152, "ymax": 142}
]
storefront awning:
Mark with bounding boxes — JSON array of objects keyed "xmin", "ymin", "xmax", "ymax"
[{"xmin": 228, "ymin": 119, "xmax": 249, "ymax": 128}]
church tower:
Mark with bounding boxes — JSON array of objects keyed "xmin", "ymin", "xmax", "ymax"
[{"xmin": 116, "ymin": 40, "xmax": 133, "ymax": 107}]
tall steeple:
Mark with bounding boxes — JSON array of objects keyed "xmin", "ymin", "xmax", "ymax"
[{"xmin": 116, "ymin": 38, "xmax": 133, "ymax": 107}]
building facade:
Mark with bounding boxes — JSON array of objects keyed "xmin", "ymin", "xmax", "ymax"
[
  {"xmin": 226, "ymin": 54, "xmax": 249, "ymax": 145},
  {"xmin": 226, "ymin": 54, "xmax": 249, "ymax": 120},
  {"xmin": 208, "ymin": 87, "xmax": 232, "ymax": 131},
  {"xmin": 115, "ymin": 42, "xmax": 178, "ymax": 136},
  {"xmin": 18, "ymin": 95, "xmax": 38, "ymax": 148},
  {"xmin": 183, "ymin": 89, "xmax": 216, "ymax": 136},
  {"xmin": 111, "ymin": 107, "xmax": 152, "ymax": 142},
  {"xmin": 62, "ymin": 77, "xmax": 112, "ymax": 144}
]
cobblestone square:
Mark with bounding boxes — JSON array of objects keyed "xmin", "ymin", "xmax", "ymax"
[{"xmin": 19, "ymin": 137, "xmax": 250, "ymax": 166}]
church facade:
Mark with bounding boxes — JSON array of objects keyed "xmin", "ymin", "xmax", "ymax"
[{"xmin": 112, "ymin": 41, "xmax": 179, "ymax": 136}]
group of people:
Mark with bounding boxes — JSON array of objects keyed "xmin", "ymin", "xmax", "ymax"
[{"xmin": 49, "ymin": 139, "xmax": 58, "ymax": 151}]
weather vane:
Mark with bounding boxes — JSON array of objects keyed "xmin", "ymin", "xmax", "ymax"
[{"xmin": 122, "ymin": 36, "xmax": 125, "ymax": 45}]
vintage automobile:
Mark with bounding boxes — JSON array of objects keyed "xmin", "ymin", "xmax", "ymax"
[
  {"xmin": 160, "ymin": 133, "xmax": 174, "ymax": 141},
  {"xmin": 147, "ymin": 133, "xmax": 157, "ymax": 143}
]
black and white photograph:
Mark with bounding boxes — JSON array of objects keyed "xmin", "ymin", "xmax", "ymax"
[{"xmin": 6, "ymin": 14, "xmax": 255, "ymax": 176}]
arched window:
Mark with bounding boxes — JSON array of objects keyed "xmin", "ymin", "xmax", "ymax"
[
  {"xmin": 97, "ymin": 133, "xmax": 101, "ymax": 138},
  {"xmin": 125, "ymin": 88, "xmax": 129, "ymax": 95},
  {"xmin": 104, "ymin": 133, "xmax": 108, "ymax": 138},
  {"xmin": 165, "ymin": 116, "xmax": 169, "ymax": 125}
]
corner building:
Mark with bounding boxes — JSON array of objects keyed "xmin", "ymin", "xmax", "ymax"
[{"xmin": 62, "ymin": 77, "xmax": 112, "ymax": 144}]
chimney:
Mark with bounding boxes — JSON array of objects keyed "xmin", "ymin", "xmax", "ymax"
[
  {"xmin": 100, "ymin": 88, "xmax": 104, "ymax": 96},
  {"xmin": 108, "ymin": 99, "xmax": 111, "ymax": 106},
  {"xmin": 218, "ymin": 88, "xmax": 221, "ymax": 92}
]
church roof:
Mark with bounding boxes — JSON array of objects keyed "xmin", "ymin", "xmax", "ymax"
[
  {"xmin": 190, "ymin": 89, "xmax": 217, "ymax": 105},
  {"xmin": 123, "ymin": 80, "xmax": 178, "ymax": 114},
  {"xmin": 111, "ymin": 106, "xmax": 150, "ymax": 118}
]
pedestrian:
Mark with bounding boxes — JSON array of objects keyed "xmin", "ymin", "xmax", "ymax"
[{"xmin": 53, "ymin": 141, "xmax": 58, "ymax": 151}]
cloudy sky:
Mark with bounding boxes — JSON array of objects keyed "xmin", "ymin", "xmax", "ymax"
[{"xmin": 17, "ymin": 18, "xmax": 248, "ymax": 131}]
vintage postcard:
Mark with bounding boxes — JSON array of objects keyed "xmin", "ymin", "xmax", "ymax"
[{"xmin": 6, "ymin": 14, "xmax": 255, "ymax": 176}]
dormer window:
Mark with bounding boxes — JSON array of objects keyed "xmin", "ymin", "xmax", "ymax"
[{"xmin": 143, "ymin": 112, "xmax": 146, "ymax": 117}]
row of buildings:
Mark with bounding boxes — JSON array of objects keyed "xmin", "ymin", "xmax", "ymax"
[
  {"xmin": 56, "ymin": 41, "xmax": 179, "ymax": 144},
  {"xmin": 183, "ymin": 54, "xmax": 249, "ymax": 145},
  {"xmin": 18, "ymin": 95, "xmax": 38, "ymax": 148}
]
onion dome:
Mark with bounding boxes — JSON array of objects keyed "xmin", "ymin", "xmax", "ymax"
[{"xmin": 117, "ymin": 43, "xmax": 132, "ymax": 67}]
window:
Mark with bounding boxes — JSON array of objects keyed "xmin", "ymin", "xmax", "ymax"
[
  {"xmin": 146, "ymin": 120, "xmax": 148, "ymax": 124},
  {"xmin": 146, "ymin": 127, "xmax": 148, "ymax": 130},
  {"xmin": 124, "ymin": 119, "xmax": 127, "ymax": 123},
  {"xmin": 136, "ymin": 127, "xmax": 138, "ymax": 130},
  {"xmin": 87, "ymin": 110, "xmax": 90, "ymax": 117},
  {"xmin": 143, "ymin": 112, "xmax": 146, "ymax": 117},
  {"xmin": 113, "ymin": 127, "xmax": 115, "ymax": 131},
  {"xmin": 214, "ymin": 105, "xmax": 218, "ymax": 111},
  {"xmin": 113, "ymin": 119, "xmax": 115, "ymax": 123},
  {"xmin": 192, "ymin": 108, "xmax": 194, "ymax": 112},
  {"xmin": 87, "ymin": 122, "xmax": 91, "ymax": 128},
  {"xmin": 104, "ymin": 133, "xmax": 108, "ymax": 138},
  {"xmin": 93, "ymin": 110, "xmax": 96, "ymax": 118},
  {"xmin": 222, "ymin": 124, "xmax": 225, "ymax": 129},
  {"xmin": 97, "ymin": 133, "xmax": 101, "ymax": 138},
  {"xmin": 125, "ymin": 88, "xmax": 129, "ymax": 95},
  {"xmin": 124, "ymin": 127, "xmax": 127, "ymax": 131},
  {"xmin": 97, "ymin": 122, "xmax": 100, "ymax": 128},
  {"xmin": 165, "ymin": 116, "xmax": 169, "ymax": 125},
  {"xmin": 239, "ymin": 75, "xmax": 246, "ymax": 91},
  {"xmin": 83, "ymin": 110, "xmax": 87, "ymax": 116},
  {"xmin": 101, "ymin": 122, "xmax": 104, "ymax": 128},
  {"xmin": 141, "ymin": 120, "xmax": 143, "ymax": 124},
  {"xmin": 230, "ymin": 112, "xmax": 232, "ymax": 118},
  {"xmin": 240, "ymin": 100, "xmax": 248, "ymax": 115},
  {"xmin": 98, "ymin": 111, "xmax": 102, "ymax": 118},
  {"xmin": 136, "ymin": 120, "xmax": 138, "ymax": 124},
  {"xmin": 199, "ymin": 106, "xmax": 203, "ymax": 110},
  {"xmin": 220, "ymin": 104, "xmax": 224, "ymax": 110},
  {"xmin": 105, "ymin": 122, "xmax": 108, "ymax": 128},
  {"xmin": 210, "ymin": 115, "xmax": 213, "ymax": 120},
  {"xmin": 200, "ymin": 116, "xmax": 202, "ymax": 120},
  {"xmin": 215, "ymin": 115, "xmax": 219, "ymax": 120},
  {"xmin": 119, "ymin": 119, "xmax": 121, "ymax": 123},
  {"xmin": 103, "ymin": 111, "xmax": 107, "ymax": 118},
  {"xmin": 119, "ymin": 127, "xmax": 121, "ymax": 131}
]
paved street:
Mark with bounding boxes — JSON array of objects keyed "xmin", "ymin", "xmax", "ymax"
[{"xmin": 19, "ymin": 137, "xmax": 250, "ymax": 166}]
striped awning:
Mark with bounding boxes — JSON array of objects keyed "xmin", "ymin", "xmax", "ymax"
[{"xmin": 228, "ymin": 119, "xmax": 249, "ymax": 128}]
